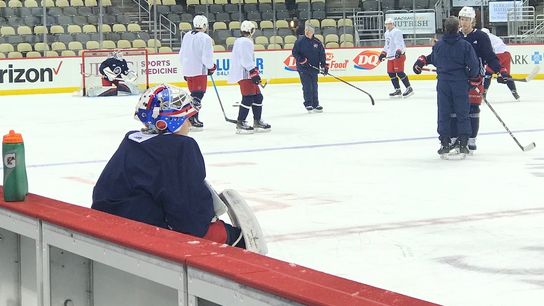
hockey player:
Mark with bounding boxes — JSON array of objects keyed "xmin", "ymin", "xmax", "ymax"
[
  {"xmin": 92, "ymin": 84, "xmax": 247, "ymax": 249},
  {"xmin": 88, "ymin": 51, "xmax": 139, "ymax": 97},
  {"xmin": 481, "ymin": 28, "xmax": 520, "ymax": 100},
  {"xmin": 179, "ymin": 15, "xmax": 216, "ymax": 130},
  {"xmin": 292, "ymin": 22, "xmax": 328, "ymax": 113},
  {"xmin": 413, "ymin": 16, "xmax": 481, "ymax": 158},
  {"xmin": 456, "ymin": 6, "xmax": 510, "ymax": 151},
  {"xmin": 378, "ymin": 18, "xmax": 413, "ymax": 98},
  {"xmin": 228, "ymin": 20, "xmax": 271, "ymax": 134}
]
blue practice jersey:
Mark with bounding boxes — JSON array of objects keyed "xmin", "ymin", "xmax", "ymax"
[
  {"xmin": 461, "ymin": 29, "xmax": 501, "ymax": 73},
  {"xmin": 92, "ymin": 131, "xmax": 215, "ymax": 237},
  {"xmin": 99, "ymin": 57, "xmax": 129, "ymax": 77}
]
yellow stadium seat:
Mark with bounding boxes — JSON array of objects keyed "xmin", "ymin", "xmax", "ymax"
[
  {"xmin": 325, "ymin": 42, "xmax": 339, "ymax": 48},
  {"xmin": 127, "ymin": 23, "xmax": 142, "ymax": 32},
  {"xmin": 228, "ymin": 21, "xmax": 240, "ymax": 30},
  {"xmin": 70, "ymin": 0, "xmax": 84, "ymax": 6},
  {"xmin": 117, "ymin": 40, "xmax": 131, "ymax": 49},
  {"xmin": 100, "ymin": 24, "xmax": 112, "ymax": 33},
  {"xmin": 84, "ymin": 0, "xmax": 96, "ymax": 5},
  {"xmin": 0, "ymin": 52, "xmax": 5, "ymax": 58},
  {"xmin": 0, "ymin": 0, "xmax": 6, "ymax": 7},
  {"xmin": 17, "ymin": 26, "xmax": 32, "ymax": 35},
  {"xmin": 340, "ymin": 41, "xmax": 354, "ymax": 48},
  {"xmin": 179, "ymin": 22, "xmax": 192, "ymax": 32},
  {"xmin": 0, "ymin": 26, "xmax": 16, "ymax": 36},
  {"xmin": 254, "ymin": 36, "xmax": 268, "ymax": 46},
  {"xmin": 260, "ymin": 20, "xmax": 273, "ymax": 29},
  {"xmin": 68, "ymin": 41, "xmax": 83, "ymax": 51},
  {"xmin": 268, "ymin": 35, "xmax": 283, "ymax": 45},
  {"xmin": 40, "ymin": 0, "xmax": 54, "ymax": 6},
  {"xmin": 253, "ymin": 44, "xmax": 265, "ymax": 50},
  {"xmin": 158, "ymin": 46, "xmax": 172, "ymax": 53},
  {"xmin": 267, "ymin": 43, "xmax": 281, "ymax": 50},
  {"xmin": 33, "ymin": 26, "xmax": 48, "ymax": 35},
  {"xmin": 102, "ymin": 40, "xmax": 116, "ymax": 49},
  {"xmin": 25, "ymin": 51, "xmax": 42, "ymax": 57},
  {"xmin": 67, "ymin": 25, "xmax": 82, "ymax": 34},
  {"xmin": 213, "ymin": 22, "xmax": 227, "ymax": 31},
  {"xmin": 8, "ymin": 51, "xmax": 23, "ymax": 58},
  {"xmin": 8, "ymin": 0, "xmax": 23, "ymax": 7},
  {"xmin": 45, "ymin": 50, "xmax": 59, "ymax": 57},
  {"xmin": 0, "ymin": 43, "xmax": 15, "ymax": 53},
  {"xmin": 112, "ymin": 24, "xmax": 127, "ymax": 32},
  {"xmin": 61, "ymin": 50, "xmax": 76, "ymax": 56},
  {"xmin": 23, "ymin": 0, "xmax": 38, "ymax": 7},
  {"xmin": 213, "ymin": 45, "xmax": 226, "ymax": 51},
  {"xmin": 147, "ymin": 39, "xmax": 161, "ymax": 48},
  {"xmin": 33, "ymin": 42, "xmax": 49, "ymax": 52},
  {"xmin": 82, "ymin": 24, "xmax": 97, "ymax": 33},
  {"xmin": 284, "ymin": 35, "xmax": 297, "ymax": 44},
  {"xmin": 51, "ymin": 41, "xmax": 67, "ymax": 51},
  {"xmin": 17, "ymin": 42, "xmax": 33, "ymax": 53},
  {"xmin": 56, "ymin": 0, "xmax": 69, "ymax": 7},
  {"xmin": 283, "ymin": 43, "xmax": 294, "ymax": 49},
  {"xmin": 132, "ymin": 39, "xmax": 146, "ymax": 48},
  {"xmin": 85, "ymin": 40, "xmax": 100, "ymax": 50},
  {"xmin": 50, "ymin": 25, "xmax": 65, "ymax": 34}
]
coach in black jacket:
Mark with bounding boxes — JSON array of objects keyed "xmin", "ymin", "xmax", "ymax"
[{"xmin": 292, "ymin": 23, "xmax": 328, "ymax": 113}]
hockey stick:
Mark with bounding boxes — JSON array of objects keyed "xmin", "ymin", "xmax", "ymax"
[
  {"xmin": 507, "ymin": 65, "xmax": 540, "ymax": 82},
  {"xmin": 210, "ymin": 75, "xmax": 238, "ymax": 124},
  {"xmin": 309, "ymin": 64, "xmax": 375, "ymax": 106},
  {"xmin": 421, "ymin": 67, "xmax": 436, "ymax": 72},
  {"xmin": 483, "ymin": 96, "xmax": 536, "ymax": 152}
]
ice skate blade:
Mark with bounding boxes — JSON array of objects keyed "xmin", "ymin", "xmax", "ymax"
[
  {"xmin": 440, "ymin": 152, "xmax": 467, "ymax": 160},
  {"xmin": 236, "ymin": 129, "xmax": 254, "ymax": 135},
  {"xmin": 254, "ymin": 127, "xmax": 271, "ymax": 133},
  {"xmin": 402, "ymin": 92, "xmax": 414, "ymax": 98},
  {"xmin": 190, "ymin": 127, "xmax": 204, "ymax": 132}
]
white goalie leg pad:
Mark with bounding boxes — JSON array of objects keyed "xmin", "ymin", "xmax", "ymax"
[
  {"xmin": 86, "ymin": 86, "xmax": 117, "ymax": 97},
  {"xmin": 117, "ymin": 81, "xmax": 140, "ymax": 95},
  {"xmin": 219, "ymin": 189, "xmax": 268, "ymax": 255},
  {"xmin": 204, "ymin": 180, "xmax": 228, "ymax": 216}
]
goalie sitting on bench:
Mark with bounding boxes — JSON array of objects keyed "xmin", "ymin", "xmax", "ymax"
[{"xmin": 88, "ymin": 51, "xmax": 139, "ymax": 97}]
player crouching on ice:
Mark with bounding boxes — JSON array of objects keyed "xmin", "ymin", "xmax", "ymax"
[
  {"xmin": 91, "ymin": 84, "xmax": 267, "ymax": 254},
  {"xmin": 413, "ymin": 17, "xmax": 481, "ymax": 159},
  {"xmin": 87, "ymin": 51, "xmax": 140, "ymax": 97}
]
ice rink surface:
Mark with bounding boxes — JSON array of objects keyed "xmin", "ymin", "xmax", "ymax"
[{"xmin": 2, "ymin": 78, "xmax": 544, "ymax": 305}]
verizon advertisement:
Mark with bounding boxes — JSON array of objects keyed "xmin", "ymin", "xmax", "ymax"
[{"xmin": 0, "ymin": 44, "xmax": 542, "ymax": 95}]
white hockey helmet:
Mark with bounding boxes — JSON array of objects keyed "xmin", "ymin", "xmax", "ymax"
[
  {"xmin": 458, "ymin": 6, "xmax": 476, "ymax": 19},
  {"xmin": 240, "ymin": 20, "xmax": 256, "ymax": 35},
  {"xmin": 384, "ymin": 18, "xmax": 394, "ymax": 25},
  {"xmin": 193, "ymin": 15, "xmax": 208, "ymax": 30}
]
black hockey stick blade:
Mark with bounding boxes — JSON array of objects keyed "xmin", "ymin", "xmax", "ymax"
[
  {"xmin": 309, "ymin": 64, "xmax": 375, "ymax": 105},
  {"xmin": 210, "ymin": 75, "xmax": 237, "ymax": 124}
]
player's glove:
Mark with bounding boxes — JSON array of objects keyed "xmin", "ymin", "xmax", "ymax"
[
  {"xmin": 321, "ymin": 63, "xmax": 329, "ymax": 75},
  {"xmin": 378, "ymin": 51, "xmax": 387, "ymax": 62},
  {"xmin": 207, "ymin": 64, "xmax": 216, "ymax": 76},
  {"xmin": 412, "ymin": 55, "xmax": 427, "ymax": 74},
  {"xmin": 249, "ymin": 67, "xmax": 261, "ymax": 85},
  {"xmin": 395, "ymin": 49, "xmax": 403, "ymax": 59},
  {"xmin": 469, "ymin": 75, "xmax": 483, "ymax": 90}
]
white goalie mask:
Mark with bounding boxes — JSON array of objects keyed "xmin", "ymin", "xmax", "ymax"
[{"xmin": 111, "ymin": 50, "xmax": 124, "ymax": 60}]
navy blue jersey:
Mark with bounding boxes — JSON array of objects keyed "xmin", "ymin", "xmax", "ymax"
[
  {"xmin": 99, "ymin": 57, "xmax": 129, "ymax": 77},
  {"xmin": 92, "ymin": 131, "xmax": 215, "ymax": 237},
  {"xmin": 426, "ymin": 33, "xmax": 480, "ymax": 81},
  {"xmin": 461, "ymin": 29, "xmax": 501, "ymax": 73},
  {"xmin": 292, "ymin": 35, "xmax": 327, "ymax": 75}
]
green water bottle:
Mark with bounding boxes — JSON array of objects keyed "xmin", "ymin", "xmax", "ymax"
[{"xmin": 3, "ymin": 130, "xmax": 28, "ymax": 202}]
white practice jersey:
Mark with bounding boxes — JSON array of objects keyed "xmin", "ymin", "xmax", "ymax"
[
  {"xmin": 383, "ymin": 27, "xmax": 405, "ymax": 59},
  {"xmin": 228, "ymin": 36, "xmax": 256, "ymax": 83},
  {"xmin": 179, "ymin": 31, "xmax": 214, "ymax": 77},
  {"xmin": 486, "ymin": 32, "xmax": 508, "ymax": 54}
]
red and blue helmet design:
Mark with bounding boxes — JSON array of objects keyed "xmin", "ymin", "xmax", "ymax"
[{"xmin": 135, "ymin": 84, "xmax": 200, "ymax": 133}]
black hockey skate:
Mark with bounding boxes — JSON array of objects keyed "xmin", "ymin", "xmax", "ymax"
[
  {"xmin": 253, "ymin": 119, "xmax": 271, "ymax": 132},
  {"xmin": 511, "ymin": 90, "xmax": 520, "ymax": 101},
  {"xmin": 468, "ymin": 138, "xmax": 477, "ymax": 152},
  {"xmin": 189, "ymin": 116, "xmax": 204, "ymax": 131},
  {"xmin": 305, "ymin": 105, "xmax": 314, "ymax": 113},
  {"xmin": 389, "ymin": 88, "xmax": 402, "ymax": 98},
  {"xmin": 440, "ymin": 138, "xmax": 467, "ymax": 160},
  {"xmin": 402, "ymin": 87, "xmax": 414, "ymax": 98},
  {"xmin": 236, "ymin": 120, "xmax": 254, "ymax": 134},
  {"xmin": 313, "ymin": 105, "xmax": 324, "ymax": 113}
]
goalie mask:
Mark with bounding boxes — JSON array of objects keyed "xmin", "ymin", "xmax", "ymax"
[
  {"xmin": 111, "ymin": 50, "xmax": 124, "ymax": 61},
  {"xmin": 135, "ymin": 84, "xmax": 200, "ymax": 134}
]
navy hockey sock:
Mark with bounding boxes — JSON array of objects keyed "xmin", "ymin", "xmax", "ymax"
[
  {"xmin": 237, "ymin": 95, "xmax": 252, "ymax": 121},
  {"xmin": 397, "ymin": 72, "xmax": 411, "ymax": 88},
  {"xmin": 388, "ymin": 72, "xmax": 400, "ymax": 89},
  {"xmin": 190, "ymin": 91, "xmax": 205, "ymax": 102},
  {"xmin": 483, "ymin": 73, "xmax": 492, "ymax": 90},
  {"xmin": 506, "ymin": 80, "xmax": 517, "ymax": 92},
  {"xmin": 251, "ymin": 94, "xmax": 263, "ymax": 121},
  {"xmin": 470, "ymin": 105, "xmax": 480, "ymax": 138},
  {"xmin": 450, "ymin": 113, "xmax": 458, "ymax": 139}
]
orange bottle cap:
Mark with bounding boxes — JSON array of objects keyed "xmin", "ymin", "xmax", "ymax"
[{"xmin": 3, "ymin": 130, "xmax": 24, "ymax": 144}]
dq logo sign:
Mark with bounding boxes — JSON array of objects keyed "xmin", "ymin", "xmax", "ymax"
[
  {"xmin": 353, "ymin": 50, "xmax": 381, "ymax": 70},
  {"xmin": 283, "ymin": 55, "xmax": 298, "ymax": 71}
]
